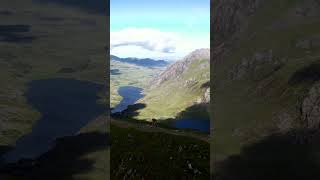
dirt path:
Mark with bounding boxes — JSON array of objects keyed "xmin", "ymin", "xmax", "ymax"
[{"xmin": 110, "ymin": 119, "xmax": 210, "ymax": 143}]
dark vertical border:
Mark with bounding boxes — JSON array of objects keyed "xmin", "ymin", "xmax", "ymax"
[
  {"xmin": 106, "ymin": 0, "xmax": 110, "ymax": 179},
  {"xmin": 210, "ymin": 0, "xmax": 214, "ymax": 178}
]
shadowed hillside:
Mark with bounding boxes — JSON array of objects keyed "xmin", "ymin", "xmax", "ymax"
[{"xmin": 211, "ymin": 0, "xmax": 320, "ymax": 178}]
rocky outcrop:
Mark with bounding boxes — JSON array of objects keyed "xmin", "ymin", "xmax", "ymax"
[
  {"xmin": 212, "ymin": 0, "xmax": 264, "ymax": 47},
  {"xmin": 295, "ymin": 36, "xmax": 320, "ymax": 50},
  {"xmin": 204, "ymin": 88, "xmax": 210, "ymax": 102},
  {"xmin": 150, "ymin": 48, "xmax": 210, "ymax": 87},
  {"xmin": 301, "ymin": 82, "xmax": 320, "ymax": 129},
  {"xmin": 230, "ymin": 49, "xmax": 286, "ymax": 81}
]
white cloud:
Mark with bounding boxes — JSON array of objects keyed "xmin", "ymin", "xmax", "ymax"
[
  {"xmin": 110, "ymin": 28, "xmax": 210, "ymax": 61},
  {"xmin": 111, "ymin": 28, "xmax": 179, "ymax": 53}
]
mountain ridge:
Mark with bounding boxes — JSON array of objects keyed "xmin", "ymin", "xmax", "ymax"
[
  {"xmin": 150, "ymin": 48, "xmax": 210, "ymax": 87},
  {"xmin": 111, "ymin": 54, "xmax": 169, "ymax": 68},
  {"xmin": 134, "ymin": 48, "xmax": 210, "ymax": 120}
]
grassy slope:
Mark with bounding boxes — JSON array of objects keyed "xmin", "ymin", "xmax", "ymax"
[
  {"xmin": 111, "ymin": 122, "xmax": 209, "ymax": 179},
  {"xmin": 213, "ymin": 0, "xmax": 320, "ymax": 164},
  {"xmin": 75, "ymin": 115, "xmax": 109, "ymax": 180},
  {"xmin": 136, "ymin": 58, "xmax": 210, "ymax": 120}
]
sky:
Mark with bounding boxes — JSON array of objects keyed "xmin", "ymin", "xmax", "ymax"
[{"xmin": 110, "ymin": 0, "xmax": 210, "ymax": 61}]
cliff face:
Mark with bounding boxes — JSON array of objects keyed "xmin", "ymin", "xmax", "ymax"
[
  {"xmin": 212, "ymin": 0, "xmax": 264, "ymax": 48},
  {"xmin": 135, "ymin": 49, "xmax": 210, "ymax": 120},
  {"xmin": 151, "ymin": 48, "xmax": 210, "ymax": 87},
  {"xmin": 212, "ymin": 0, "xmax": 320, "ymax": 173}
]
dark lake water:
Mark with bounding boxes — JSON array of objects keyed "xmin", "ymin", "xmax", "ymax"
[
  {"xmin": 174, "ymin": 119, "xmax": 210, "ymax": 133},
  {"xmin": 0, "ymin": 25, "xmax": 35, "ymax": 43},
  {"xmin": 110, "ymin": 69, "xmax": 121, "ymax": 75},
  {"xmin": 2, "ymin": 78, "xmax": 105, "ymax": 163},
  {"xmin": 111, "ymin": 86, "xmax": 144, "ymax": 114}
]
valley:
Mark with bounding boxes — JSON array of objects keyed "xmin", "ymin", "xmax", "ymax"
[
  {"xmin": 110, "ymin": 58, "xmax": 164, "ymax": 108},
  {"xmin": 110, "ymin": 49, "xmax": 211, "ymax": 178},
  {"xmin": 110, "ymin": 49, "xmax": 210, "ymax": 133}
]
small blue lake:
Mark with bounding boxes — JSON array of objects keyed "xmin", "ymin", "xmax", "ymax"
[
  {"xmin": 174, "ymin": 119, "xmax": 210, "ymax": 133},
  {"xmin": 111, "ymin": 86, "xmax": 144, "ymax": 114}
]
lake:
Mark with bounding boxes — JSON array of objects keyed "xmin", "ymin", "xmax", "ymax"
[
  {"xmin": 174, "ymin": 119, "xmax": 210, "ymax": 133},
  {"xmin": 2, "ymin": 78, "xmax": 105, "ymax": 163},
  {"xmin": 111, "ymin": 86, "xmax": 144, "ymax": 114}
]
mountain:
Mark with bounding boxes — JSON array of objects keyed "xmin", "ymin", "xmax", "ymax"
[
  {"xmin": 110, "ymin": 55, "xmax": 169, "ymax": 68},
  {"xmin": 211, "ymin": 0, "xmax": 320, "ymax": 178},
  {"xmin": 133, "ymin": 48, "xmax": 210, "ymax": 120}
]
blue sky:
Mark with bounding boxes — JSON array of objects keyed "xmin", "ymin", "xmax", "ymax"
[{"xmin": 110, "ymin": 0, "xmax": 210, "ymax": 60}]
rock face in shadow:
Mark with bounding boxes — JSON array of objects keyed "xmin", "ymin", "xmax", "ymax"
[
  {"xmin": 211, "ymin": 0, "xmax": 320, "ymax": 176},
  {"xmin": 301, "ymin": 82, "xmax": 320, "ymax": 129},
  {"xmin": 211, "ymin": 0, "xmax": 264, "ymax": 47}
]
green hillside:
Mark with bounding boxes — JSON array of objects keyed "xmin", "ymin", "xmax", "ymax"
[{"xmin": 136, "ymin": 49, "xmax": 210, "ymax": 120}]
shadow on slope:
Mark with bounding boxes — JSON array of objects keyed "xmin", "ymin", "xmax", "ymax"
[
  {"xmin": 111, "ymin": 103, "xmax": 146, "ymax": 119},
  {"xmin": 288, "ymin": 62, "xmax": 320, "ymax": 85},
  {"xmin": 213, "ymin": 129, "xmax": 320, "ymax": 180},
  {"xmin": 0, "ymin": 146, "xmax": 12, "ymax": 164},
  {"xmin": 0, "ymin": 132, "xmax": 109, "ymax": 180},
  {"xmin": 176, "ymin": 103, "xmax": 210, "ymax": 120}
]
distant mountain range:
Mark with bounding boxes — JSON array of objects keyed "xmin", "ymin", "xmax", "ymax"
[{"xmin": 110, "ymin": 55, "xmax": 169, "ymax": 68}]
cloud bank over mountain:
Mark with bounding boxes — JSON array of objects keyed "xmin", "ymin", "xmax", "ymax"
[
  {"xmin": 111, "ymin": 28, "xmax": 178, "ymax": 53},
  {"xmin": 110, "ymin": 28, "xmax": 209, "ymax": 61}
]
